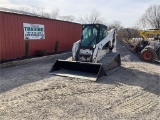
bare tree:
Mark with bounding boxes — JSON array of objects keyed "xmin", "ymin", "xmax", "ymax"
[
  {"xmin": 117, "ymin": 29, "xmax": 130, "ymax": 40},
  {"xmin": 42, "ymin": 12, "xmax": 51, "ymax": 18},
  {"xmin": 29, "ymin": 7, "xmax": 59, "ymax": 18},
  {"xmin": 135, "ymin": 19, "xmax": 147, "ymax": 30},
  {"xmin": 17, "ymin": 6, "xmax": 46, "ymax": 16},
  {"xmin": 50, "ymin": 9, "xmax": 60, "ymax": 19},
  {"xmin": 59, "ymin": 15, "xmax": 75, "ymax": 22},
  {"xmin": 18, "ymin": 6, "xmax": 30, "ymax": 12},
  {"xmin": 108, "ymin": 21, "xmax": 122, "ymax": 30},
  {"xmin": 139, "ymin": 4, "xmax": 160, "ymax": 29},
  {"xmin": 116, "ymin": 28, "xmax": 140, "ymax": 40},
  {"xmin": 32, "ymin": 7, "xmax": 47, "ymax": 16},
  {"xmin": 79, "ymin": 9, "xmax": 103, "ymax": 24},
  {"xmin": 15, "ymin": 6, "xmax": 75, "ymax": 22}
]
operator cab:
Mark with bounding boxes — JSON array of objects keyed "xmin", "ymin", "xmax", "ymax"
[
  {"xmin": 80, "ymin": 24, "xmax": 108, "ymax": 48},
  {"xmin": 77, "ymin": 24, "xmax": 109, "ymax": 62}
]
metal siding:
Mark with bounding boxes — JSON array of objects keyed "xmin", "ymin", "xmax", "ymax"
[
  {"xmin": 4, "ymin": 14, "xmax": 10, "ymax": 59},
  {"xmin": 0, "ymin": 13, "xmax": 3, "ymax": 60},
  {"xmin": 56, "ymin": 21, "xmax": 61, "ymax": 51},
  {"xmin": 0, "ymin": 12, "xmax": 82, "ymax": 60}
]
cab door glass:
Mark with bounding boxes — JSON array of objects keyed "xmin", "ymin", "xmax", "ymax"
[
  {"xmin": 97, "ymin": 27, "xmax": 108, "ymax": 43},
  {"xmin": 81, "ymin": 26, "xmax": 98, "ymax": 47}
]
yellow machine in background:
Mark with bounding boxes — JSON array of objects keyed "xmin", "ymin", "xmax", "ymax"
[
  {"xmin": 133, "ymin": 29, "xmax": 160, "ymax": 62},
  {"xmin": 140, "ymin": 29, "xmax": 160, "ymax": 40}
]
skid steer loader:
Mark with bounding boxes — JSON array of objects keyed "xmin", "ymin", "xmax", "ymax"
[{"xmin": 50, "ymin": 24, "xmax": 121, "ymax": 81}]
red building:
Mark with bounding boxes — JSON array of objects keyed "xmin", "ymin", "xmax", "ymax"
[{"xmin": 0, "ymin": 9, "xmax": 82, "ymax": 61}]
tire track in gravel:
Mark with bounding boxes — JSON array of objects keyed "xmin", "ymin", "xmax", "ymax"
[
  {"xmin": 0, "ymin": 78, "xmax": 128, "ymax": 109},
  {"xmin": 110, "ymin": 91, "xmax": 159, "ymax": 114},
  {"xmin": 0, "ymin": 77, "xmax": 159, "ymax": 119}
]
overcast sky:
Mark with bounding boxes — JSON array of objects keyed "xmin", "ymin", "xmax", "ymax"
[{"xmin": 0, "ymin": 0, "xmax": 160, "ymax": 28}]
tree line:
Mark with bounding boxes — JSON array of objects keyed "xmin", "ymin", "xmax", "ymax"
[{"xmin": 15, "ymin": 4, "xmax": 159, "ymax": 40}]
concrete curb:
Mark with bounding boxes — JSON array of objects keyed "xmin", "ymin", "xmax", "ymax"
[{"xmin": 0, "ymin": 52, "xmax": 71, "ymax": 68}]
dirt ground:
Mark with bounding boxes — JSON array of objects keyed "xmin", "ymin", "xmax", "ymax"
[{"xmin": 0, "ymin": 39, "xmax": 160, "ymax": 120}]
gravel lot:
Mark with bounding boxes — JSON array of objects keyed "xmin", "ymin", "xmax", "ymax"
[{"xmin": 0, "ymin": 39, "xmax": 160, "ymax": 120}]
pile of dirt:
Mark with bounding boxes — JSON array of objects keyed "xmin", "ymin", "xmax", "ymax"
[{"xmin": 113, "ymin": 38, "xmax": 141, "ymax": 62}]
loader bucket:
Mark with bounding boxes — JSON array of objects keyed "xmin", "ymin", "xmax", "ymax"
[{"xmin": 50, "ymin": 60, "xmax": 104, "ymax": 81}]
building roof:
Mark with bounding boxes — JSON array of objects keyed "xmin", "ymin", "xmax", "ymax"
[
  {"xmin": 0, "ymin": 7, "xmax": 81, "ymax": 25},
  {"xmin": 0, "ymin": 7, "xmax": 42, "ymax": 17}
]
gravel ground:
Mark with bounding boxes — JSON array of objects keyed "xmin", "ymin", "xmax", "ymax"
[{"xmin": 0, "ymin": 39, "xmax": 160, "ymax": 120}]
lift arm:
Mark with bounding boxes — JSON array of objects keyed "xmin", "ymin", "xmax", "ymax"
[{"xmin": 140, "ymin": 30, "xmax": 160, "ymax": 40}]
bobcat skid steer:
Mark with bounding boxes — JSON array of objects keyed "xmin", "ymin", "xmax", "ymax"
[{"xmin": 50, "ymin": 24, "xmax": 121, "ymax": 81}]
